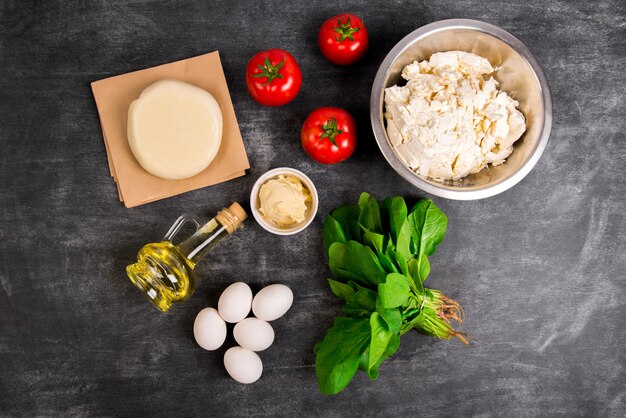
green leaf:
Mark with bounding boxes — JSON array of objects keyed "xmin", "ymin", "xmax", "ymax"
[
  {"xmin": 358, "ymin": 333, "xmax": 400, "ymax": 378},
  {"xmin": 334, "ymin": 268, "xmax": 369, "ymax": 287},
  {"xmin": 386, "ymin": 333, "xmax": 401, "ymax": 359},
  {"xmin": 387, "ymin": 248, "xmax": 408, "ymax": 276},
  {"xmin": 366, "ymin": 333, "xmax": 400, "ymax": 379},
  {"xmin": 381, "ymin": 197, "xmax": 410, "ymax": 260},
  {"xmin": 323, "ymin": 216, "xmax": 347, "ymax": 254},
  {"xmin": 358, "ymin": 192, "xmax": 371, "ymax": 206},
  {"xmin": 367, "ymin": 312, "xmax": 394, "ymax": 374},
  {"xmin": 315, "ymin": 317, "xmax": 371, "ymax": 395},
  {"xmin": 358, "ymin": 192, "xmax": 383, "ymax": 233},
  {"xmin": 358, "ymin": 346, "xmax": 370, "ymax": 371},
  {"xmin": 327, "ymin": 279, "xmax": 355, "ymax": 301},
  {"xmin": 331, "ymin": 205, "xmax": 361, "ymax": 242},
  {"xmin": 376, "ymin": 297, "xmax": 402, "ymax": 334},
  {"xmin": 386, "ymin": 197, "xmax": 408, "ymax": 243},
  {"xmin": 363, "ymin": 230, "xmax": 385, "ymax": 253},
  {"xmin": 408, "ymin": 199, "xmax": 448, "ymax": 257},
  {"xmin": 329, "ymin": 242, "xmax": 371, "ymax": 287},
  {"xmin": 343, "ymin": 241, "xmax": 387, "ymax": 286},
  {"xmin": 418, "ymin": 253, "xmax": 430, "ymax": 286},
  {"xmin": 395, "ymin": 220, "xmax": 412, "ymax": 259},
  {"xmin": 380, "ymin": 198, "xmax": 391, "ymax": 234},
  {"xmin": 347, "ymin": 280, "xmax": 372, "ymax": 292},
  {"xmin": 377, "ymin": 251, "xmax": 399, "ymax": 274},
  {"xmin": 407, "ymin": 258, "xmax": 425, "ymax": 294},
  {"xmin": 328, "ymin": 242, "xmax": 348, "ymax": 276},
  {"xmin": 342, "ymin": 287, "xmax": 377, "ymax": 318},
  {"xmin": 342, "ymin": 303, "xmax": 372, "ymax": 318},
  {"xmin": 353, "ymin": 289, "xmax": 377, "ymax": 312},
  {"xmin": 378, "ymin": 273, "xmax": 411, "ymax": 308}
]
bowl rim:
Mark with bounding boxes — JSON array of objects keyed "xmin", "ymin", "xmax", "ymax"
[
  {"xmin": 370, "ymin": 18, "xmax": 552, "ymax": 200},
  {"xmin": 249, "ymin": 167, "xmax": 319, "ymax": 236}
]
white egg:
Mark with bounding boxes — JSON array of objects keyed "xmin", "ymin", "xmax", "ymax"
[
  {"xmin": 233, "ymin": 318, "xmax": 274, "ymax": 352},
  {"xmin": 218, "ymin": 282, "xmax": 252, "ymax": 323},
  {"xmin": 193, "ymin": 307, "xmax": 226, "ymax": 351},
  {"xmin": 223, "ymin": 346, "xmax": 263, "ymax": 384},
  {"xmin": 252, "ymin": 284, "xmax": 293, "ymax": 321}
]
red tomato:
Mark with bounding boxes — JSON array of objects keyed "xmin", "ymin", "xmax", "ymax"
[
  {"xmin": 246, "ymin": 49, "xmax": 302, "ymax": 106},
  {"xmin": 301, "ymin": 108, "xmax": 357, "ymax": 164},
  {"xmin": 318, "ymin": 13, "xmax": 368, "ymax": 66}
]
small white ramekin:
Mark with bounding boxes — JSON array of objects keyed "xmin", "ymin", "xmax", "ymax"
[{"xmin": 250, "ymin": 167, "xmax": 319, "ymax": 236}]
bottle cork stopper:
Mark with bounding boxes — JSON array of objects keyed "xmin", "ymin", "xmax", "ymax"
[
  {"xmin": 216, "ymin": 202, "xmax": 248, "ymax": 234},
  {"xmin": 228, "ymin": 202, "xmax": 247, "ymax": 222}
]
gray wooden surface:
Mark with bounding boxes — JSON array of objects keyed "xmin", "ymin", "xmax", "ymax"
[{"xmin": 1, "ymin": 0, "xmax": 625, "ymax": 416}]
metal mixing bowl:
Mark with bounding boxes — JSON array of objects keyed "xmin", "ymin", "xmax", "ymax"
[{"xmin": 370, "ymin": 19, "xmax": 552, "ymax": 200}]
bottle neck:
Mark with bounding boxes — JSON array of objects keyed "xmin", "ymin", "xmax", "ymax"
[{"xmin": 177, "ymin": 207, "xmax": 243, "ymax": 266}]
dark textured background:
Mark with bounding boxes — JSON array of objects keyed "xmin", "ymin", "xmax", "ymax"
[{"xmin": 1, "ymin": 0, "xmax": 625, "ymax": 416}]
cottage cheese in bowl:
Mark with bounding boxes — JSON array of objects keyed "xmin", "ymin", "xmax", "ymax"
[{"xmin": 384, "ymin": 51, "xmax": 526, "ymax": 180}]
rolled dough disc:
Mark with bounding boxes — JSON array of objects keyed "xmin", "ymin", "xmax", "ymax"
[{"xmin": 127, "ymin": 79, "xmax": 223, "ymax": 180}]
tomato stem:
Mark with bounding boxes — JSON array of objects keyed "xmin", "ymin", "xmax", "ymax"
[
  {"xmin": 320, "ymin": 117, "xmax": 343, "ymax": 146},
  {"xmin": 252, "ymin": 57, "xmax": 285, "ymax": 86},
  {"xmin": 333, "ymin": 17, "xmax": 360, "ymax": 42}
]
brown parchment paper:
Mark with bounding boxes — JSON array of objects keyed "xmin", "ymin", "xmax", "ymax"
[{"xmin": 91, "ymin": 51, "xmax": 250, "ymax": 208}]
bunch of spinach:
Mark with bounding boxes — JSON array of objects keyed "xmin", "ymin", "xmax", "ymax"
[{"xmin": 315, "ymin": 192, "xmax": 467, "ymax": 395}]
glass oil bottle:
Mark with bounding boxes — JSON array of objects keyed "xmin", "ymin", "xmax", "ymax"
[{"xmin": 126, "ymin": 203, "xmax": 247, "ymax": 312}]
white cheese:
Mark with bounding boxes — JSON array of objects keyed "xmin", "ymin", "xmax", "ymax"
[
  {"xmin": 127, "ymin": 79, "xmax": 223, "ymax": 180},
  {"xmin": 384, "ymin": 51, "xmax": 526, "ymax": 180}
]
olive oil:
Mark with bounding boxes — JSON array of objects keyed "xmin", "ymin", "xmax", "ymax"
[{"xmin": 126, "ymin": 203, "xmax": 247, "ymax": 312}]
